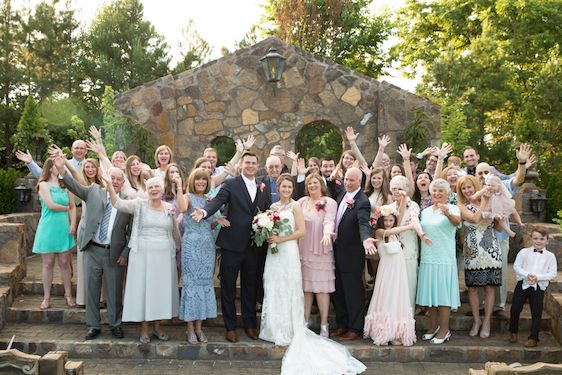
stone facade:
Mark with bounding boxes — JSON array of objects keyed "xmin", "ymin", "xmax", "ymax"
[{"xmin": 115, "ymin": 37, "xmax": 440, "ymax": 170}]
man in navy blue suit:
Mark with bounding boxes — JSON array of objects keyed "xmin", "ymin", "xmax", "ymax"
[{"xmin": 192, "ymin": 152, "xmax": 268, "ymax": 343}]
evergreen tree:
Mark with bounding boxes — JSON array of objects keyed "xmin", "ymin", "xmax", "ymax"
[{"xmin": 11, "ymin": 95, "xmax": 50, "ymax": 161}]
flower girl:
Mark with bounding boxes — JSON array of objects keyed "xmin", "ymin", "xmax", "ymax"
[{"xmin": 364, "ymin": 205, "xmax": 431, "ymax": 346}]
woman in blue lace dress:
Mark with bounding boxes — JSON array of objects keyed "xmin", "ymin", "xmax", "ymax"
[{"xmin": 180, "ymin": 168, "xmax": 229, "ymax": 344}]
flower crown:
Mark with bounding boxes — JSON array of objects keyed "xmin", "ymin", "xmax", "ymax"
[{"xmin": 372, "ymin": 204, "xmax": 398, "ymax": 219}]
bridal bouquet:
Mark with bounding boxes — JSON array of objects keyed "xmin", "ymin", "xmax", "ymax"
[{"xmin": 252, "ymin": 210, "xmax": 291, "ymax": 254}]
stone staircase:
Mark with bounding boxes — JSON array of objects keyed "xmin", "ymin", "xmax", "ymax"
[{"xmin": 1, "ymin": 255, "xmax": 561, "ymax": 365}]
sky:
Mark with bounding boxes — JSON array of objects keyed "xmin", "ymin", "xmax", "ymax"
[{"xmin": 15, "ymin": 0, "xmax": 419, "ymax": 92}]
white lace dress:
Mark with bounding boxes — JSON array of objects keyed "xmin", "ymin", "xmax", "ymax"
[{"xmin": 259, "ymin": 201, "xmax": 366, "ymax": 375}]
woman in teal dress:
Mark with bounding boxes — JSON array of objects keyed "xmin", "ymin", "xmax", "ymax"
[
  {"xmin": 32, "ymin": 158, "xmax": 76, "ymax": 310},
  {"xmin": 416, "ymin": 178, "xmax": 461, "ymax": 345}
]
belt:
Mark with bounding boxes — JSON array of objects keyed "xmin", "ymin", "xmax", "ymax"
[{"xmin": 90, "ymin": 241, "xmax": 110, "ymax": 249}]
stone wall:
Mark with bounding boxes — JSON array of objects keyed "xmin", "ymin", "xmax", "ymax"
[{"xmin": 115, "ymin": 37, "xmax": 440, "ymax": 170}]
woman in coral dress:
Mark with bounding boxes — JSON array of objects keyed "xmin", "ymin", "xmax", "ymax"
[{"xmin": 297, "ymin": 174, "xmax": 337, "ymax": 337}]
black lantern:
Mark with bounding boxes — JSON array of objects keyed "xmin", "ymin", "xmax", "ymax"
[
  {"xmin": 260, "ymin": 48, "xmax": 287, "ymax": 83},
  {"xmin": 530, "ymin": 191, "xmax": 547, "ymax": 213},
  {"xmin": 14, "ymin": 182, "xmax": 31, "ymax": 203}
]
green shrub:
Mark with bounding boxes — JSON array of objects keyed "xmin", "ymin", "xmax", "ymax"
[{"xmin": 0, "ymin": 168, "xmax": 23, "ymax": 214}]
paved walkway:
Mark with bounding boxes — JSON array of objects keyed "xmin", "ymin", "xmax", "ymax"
[{"xmin": 82, "ymin": 359, "xmax": 483, "ymax": 374}]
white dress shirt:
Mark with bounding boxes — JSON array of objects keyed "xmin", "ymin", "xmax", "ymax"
[
  {"xmin": 242, "ymin": 174, "xmax": 257, "ymax": 202},
  {"xmin": 335, "ymin": 187, "xmax": 360, "ymax": 237},
  {"xmin": 513, "ymin": 247, "xmax": 558, "ymax": 291}
]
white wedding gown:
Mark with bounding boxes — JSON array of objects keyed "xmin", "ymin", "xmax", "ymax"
[{"xmin": 259, "ymin": 201, "xmax": 366, "ymax": 375}]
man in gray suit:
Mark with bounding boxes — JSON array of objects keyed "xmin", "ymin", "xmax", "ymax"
[{"xmin": 54, "ymin": 156, "xmax": 131, "ymax": 340}]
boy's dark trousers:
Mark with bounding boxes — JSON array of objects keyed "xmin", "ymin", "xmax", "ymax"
[{"xmin": 509, "ymin": 280, "xmax": 544, "ymax": 341}]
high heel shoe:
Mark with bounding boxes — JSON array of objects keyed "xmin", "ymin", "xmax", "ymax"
[
  {"xmin": 151, "ymin": 330, "xmax": 169, "ymax": 341},
  {"xmin": 40, "ymin": 298, "xmax": 50, "ymax": 310},
  {"xmin": 186, "ymin": 329, "xmax": 198, "ymax": 345},
  {"xmin": 195, "ymin": 330, "xmax": 208, "ymax": 344},
  {"xmin": 469, "ymin": 319, "xmax": 482, "ymax": 337},
  {"xmin": 320, "ymin": 324, "xmax": 329, "ymax": 338},
  {"xmin": 422, "ymin": 326, "xmax": 440, "ymax": 340},
  {"xmin": 430, "ymin": 330, "xmax": 451, "ymax": 344},
  {"xmin": 65, "ymin": 296, "xmax": 77, "ymax": 308}
]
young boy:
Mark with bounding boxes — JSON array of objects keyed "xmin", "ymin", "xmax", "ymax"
[{"xmin": 509, "ymin": 229, "xmax": 557, "ymax": 347}]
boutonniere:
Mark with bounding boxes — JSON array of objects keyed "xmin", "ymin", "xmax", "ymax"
[
  {"xmin": 259, "ymin": 182, "xmax": 266, "ymax": 192},
  {"xmin": 167, "ymin": 206, "xmax": 177, "ymax": 217},
  {"xmin": 315, "ymin": 198, "xmax": 327, "ymax": 211},
  {"xmin": 206, "ymin": 195, "xmax": 213, "ymax": 203},
  {"xmin": 335, "ymin": 179, "xmax": 342, "ymax": 186},
  {"xmin": 346, "ymin": 198, "xmax": 355, "ymax": 209}
]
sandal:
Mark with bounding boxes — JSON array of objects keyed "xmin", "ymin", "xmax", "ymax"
[
  {"xmin": 139, "ymin": 335, "xmax": 150, "ymax": 344},
  {"xmin": 195, "ymin": 330, "xmax": 208, "ymax": 344},
  {"xmin": 186, "ymin": 329, "xmax": 198, "ymax": 344},
  {"xmin": 65, "ymin": 296, "xmax": 77, "ymax": 308},
  {"xmin": 152, "ymin": 330, "xmax": 169, "ymax": 341},
  {"xmin": 320, "ymin": 324, "xmax": 329, "ymax": 338},
  {"xmin": 40, "ymin": 298, "xmax": 50, "ymax": 310}
]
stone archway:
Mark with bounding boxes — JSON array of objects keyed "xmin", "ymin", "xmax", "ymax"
[{"xmin": 296, "ymin": 121, "xmax": 343, "ymax": 161}]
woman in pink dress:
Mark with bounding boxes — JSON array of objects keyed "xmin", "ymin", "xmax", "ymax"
[
  {"xmin": 297, "ymin": 173, "xmax": 337, "ymax": 338},
  {"xmin": 364, "ymin": 204, "xmax": 430, "ymax": 346}
]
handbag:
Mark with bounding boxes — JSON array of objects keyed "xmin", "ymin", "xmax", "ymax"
[{"xmin": 383, "ymin": 230, "xmax": 402, "ymax": 255}]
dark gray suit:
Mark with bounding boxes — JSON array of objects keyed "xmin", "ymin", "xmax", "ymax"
[{"xmin": 62, "ymin": 173, "xmax": 131, "ymax": 330}]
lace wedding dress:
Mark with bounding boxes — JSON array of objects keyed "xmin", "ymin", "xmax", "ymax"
[{"xmin": 259, "ymin": 201, "xmax": 366, "ymax": 375}]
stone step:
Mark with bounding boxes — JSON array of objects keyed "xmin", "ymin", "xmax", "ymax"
[
  {"xmin": 0, "ymin": 322, "xmax": 559, "ymax": 363},
  {"xmin": 7, "ymin": 294, "xmax": 551, "ymax": 333}
]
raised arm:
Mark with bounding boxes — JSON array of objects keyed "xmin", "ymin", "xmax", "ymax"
[
  {"xmin": 287, "ymin": 151, "xmax": 299, "ymax": 177},
  {"xmin": 512, "ymin": 143, "xmax": 533, "ymax": 187},
  {"xmin": 65, "ymin": 159, "xmax": 86, "ymax": 185},
  {"xmin": 15, "ymin": 150, "xmax": 42, "ymax": 178},
  {"xmin": 101, "ymin": 170, "xmax": 139, "ymax": 214},
  {"xmin": 397, "ymin": 144, "xmax": 416, "ymax": 197},
  {"xmin": 345, "ymin": 127, "xmax": 367, "ymax": 166},
  {"xmin": 435, "ymin": 143, "xmax": 453, "ymax": 179},
  {"xmin": 372, "ymin": 134, "xmax": 391, "ymax": 168}
]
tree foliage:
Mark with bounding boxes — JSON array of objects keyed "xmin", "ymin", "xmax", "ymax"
[
  {"xmin": 172, "ymin": 19, "xmax": 212, "ymax": 74},
  {"xmin": 394, "ymin": 0, "xmax": 562, "ymax": 218},
  {"xmin": 11, "ymin": 95, "xmax": 50, "ymax": 161},
  {"xmin": 262, "ymin": 0, "xmax": 392, "ymax": 77},
  {"xmin": 296, "ymin": 121, "xmax": 343, "ymax": 161},
  {"xmin": 82, "ymin": 0, "xmax": 170, "ymax": 103}
]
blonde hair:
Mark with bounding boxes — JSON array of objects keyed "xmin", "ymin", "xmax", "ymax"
[
  {"xmin": 456, "ymin": 175, "xmax": 481, "ymax": 205},
  {"xmin": 447, "ymin": 155, "xmax": 462, "ymax": 167}
]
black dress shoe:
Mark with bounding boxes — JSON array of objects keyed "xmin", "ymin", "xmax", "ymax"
[
  {"xmin": 111, "ymin": 326, "xmax": 124, "ymax": 338},
  {"xmin": 85, "ymin": 328, "xmax": 101, "ymax": 340}
]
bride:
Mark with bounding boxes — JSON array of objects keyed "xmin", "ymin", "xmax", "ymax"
[{"xmin": 259, "ymin": 174, "xmax": 366, "ymax": 375}]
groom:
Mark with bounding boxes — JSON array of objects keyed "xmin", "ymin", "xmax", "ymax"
[
  {"xmin": 331, "ymin": 167, "xmax": 377, "ymax": 341},
  {"xmin": 192, "ymin": 152, "xmax": 268, "ymax": 342}
]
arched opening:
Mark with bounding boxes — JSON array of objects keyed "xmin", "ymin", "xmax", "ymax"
[
  {"xmin": 296, "ymin": 121, "xmax": 343, "ymax": 162},
  {"xmin": 210, "ymin": 136, "xmax": 236, "ymax": 166}
]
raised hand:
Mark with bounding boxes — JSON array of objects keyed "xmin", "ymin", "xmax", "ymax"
[
  {"xmin": 345, "ymin": 126, "xmax": 359, "ymax": 142},
  {"xmin": 397, "ymin": 144, "xmax": 412, "ymax": 160},
  {"xmin": 172, "ymin": 174, "xmax": 183, "ymax": 188},
  {"xmin": 15, "ymin": 150, "xmax": 33, "ymax": 164},
  {"xmin": 297, "ymin": 158, "xmax": 308, "ymax": 176},
  {"xmin": 89, "ymin": 126, "xmax": 102, "ymax": 142},
  {"xmin": 525, "ymin": 154, "xmax": 537, "ymax": 169},
  {"xmin": 378, "ymin": 134, "xmax": 391, "ymax": 149},
  {"xmin": 438, "ymin": 143, "xmax": 453, "ymax": 158},
  {"xmin": 516, "ymin": 143, "xmax": 532, "ymax": 163},
  {"xmin": 47, "ymin": 144, "xmax": 64, "ymax": 159},
  {"xmin": 235, "ymin": 139, "xmax": 244, "ymax": 154},
  {"xmin": 242, "ymin": 134, "xmax": 256, "ymax": 150},
  {"xmin": 359, "ymin": 163, "xmax": 371, "ymax": 177},
  {"xmin": 85, "ymin": 139, "xmax": 103, "ymax": 155},
  {"xmin": 286, "ymin": 150, "xmax": 299, "ymax": 162}
]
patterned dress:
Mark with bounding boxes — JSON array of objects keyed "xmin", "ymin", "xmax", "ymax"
[
  {"xmin": 179, "ymin": 194, "xmax": 217, "ymax": 322},
  {"xmin": 462, "ymin": 204, "xmax": 502, "ymax": 286}
]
